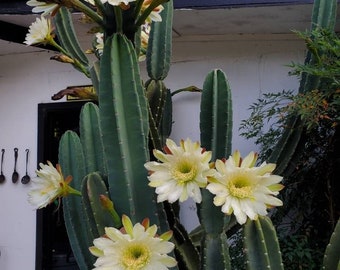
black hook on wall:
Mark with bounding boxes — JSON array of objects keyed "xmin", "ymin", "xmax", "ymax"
[{"xmin": 0, "ymin": 149, "xmax": 5, "ymax": 184}]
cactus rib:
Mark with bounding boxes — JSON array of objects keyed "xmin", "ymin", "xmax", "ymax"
[
  {"xmin": 54, "ymin": 7, "xmax": 89, "ymax": 67},
  {"xmin": 146, "ymin": 1, "xmax": 173, "ymax": 80},
  {"xmin": 199, "ymin": 69, "xmax": 233, "ymax": 269},
  {"xmin": 99, "ymin": 33, "xmax": 158, "ymax": 225},
  {"xmin": 59, "ymin": 131, "xmax": 94, "ymax": 269},
  {"xmin": 79, "ymin": 102, "xmax": 107, "ymax": 176}
]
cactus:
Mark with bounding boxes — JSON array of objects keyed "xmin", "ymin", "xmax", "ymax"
[
  {"xmin": 243, "ymin": 216, "xmax": 284, "ymax": 270},
  {"xmin": 81, "ymin": 172, "xmax": 116, "ymax": 238},
  {"xmin": 98, "ymin": 33, "xmax": 159, "ymax": 224},
  {"xmin": 24, "ymin": 0, "xmax": 338, "ymax": 269},
  {"xmin": 53, "ymin": 7, "xmax": 91, "ymax": 77},
  {"xmin": 79, "ymin": 102, "xmax": 106, "ymax": 176},
  {"xmin": 146, "ymin": 0, "xmax": 173, "ymax": 149},
  {"xmin": 146, "ymin": 1, "xmax": 173, "ymax": 81},
  {"xmin": 58, "ymin": 131, "xmax": 94, "ymax": 269},
  {"xmin": 322, "ymin": 219, "xmax": 340, "ymax": 270},
  {"xmin": 269, "ymin": 0, "xmax": 338, "ymax": 175},
  {"xmin": 198, "ymin": 69, "xmax": 233, "ymax": 269}
]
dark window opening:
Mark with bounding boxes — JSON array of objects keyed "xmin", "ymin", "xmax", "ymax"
[{"xmin": 36, "ymin": 101, "xmax": 88, "ymax": 270}]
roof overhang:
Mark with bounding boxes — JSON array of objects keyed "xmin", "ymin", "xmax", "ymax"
[{"xmin": 0, "ymin": 0, "xmax": 316, "ymax": 14}]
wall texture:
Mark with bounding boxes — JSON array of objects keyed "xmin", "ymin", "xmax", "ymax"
[{"xmin": 0, "ymin": 33, "xmax": 305, "ymax": 269}]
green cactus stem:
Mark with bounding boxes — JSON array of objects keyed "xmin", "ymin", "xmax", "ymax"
[
  {"xmin": 81, "ymin": 172, "xmax": 119, "ymax": 238},
  {"xmin": 322, "ymin": 219, "xmax": 340, "ymax": 270},
  {"xmin": 199, "ymin": 69, "xmax": 233, "ymax": 269},
  {"xmin": 98, "ymin": 33, "xmax": 158, "ymax": 225},
  {"xmin": 146, "ymin": 1, "xmax": 173, "ymax": 80},
  {"xmin": 79, "ymin": 102, "xmax": 106, "ymax": 176},
  {"xmin": 243, "ymin": 216, "xmax": 284, "ymax": 270},
  {"xmin": 59, "ymin": 131, "xmax": 94, "ymax": 269},
  {"xmin": 54, "ymin": 7, "xmax": 90, "ymax": 76}
]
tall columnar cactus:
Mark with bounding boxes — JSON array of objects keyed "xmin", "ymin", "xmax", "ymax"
[
  {"xmin": 55, "ymin": 2, "xmax": 172, "ymax": 269},
  {"xmin": 59, "ymin": 131, "xmax": 93, "ymax": 269},
  {"xmin": 268, "ymin": 0, "xmax": 338, "ymax": 175},
  {"xmin": 146, "ymin": 0, "xmax": 173, "ymax": 149},
  {"xmin": 98, "ymin": 33, "xmax": 158, "ymax": 224},
  {"xmin": 199, "ymin": 69, "xmax": 233, "ymax": 269},
  {"xmin": 55, "ymin": 1, "xmax": 282, "ymax": 269}
]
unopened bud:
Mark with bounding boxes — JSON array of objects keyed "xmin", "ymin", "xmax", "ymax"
[
  {"xmin": 50, "ymin": 54, "xmax": 75, "ymax": 64},
  {"xmin": 99, "ymin": 195, "xmax": 114, "ymax": 211},
  {"xmin": 99, "ymin": 195, "xmax": 122, "ymax": 228}
]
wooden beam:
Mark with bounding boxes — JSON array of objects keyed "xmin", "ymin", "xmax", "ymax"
[
  {"xmin": 0, "ymin": 0, "xmax": 31, "ymax": 15},
  {"xmin": 0, "ymin": 0, "xmax": 317, "ymax": 15},
  {"xmin": 173, "ymin": 0, "xmax": 314, "ymax": 9},
  {"xmin": 0, "ymin": 20, "xmax": 27, "ymax": 43}
]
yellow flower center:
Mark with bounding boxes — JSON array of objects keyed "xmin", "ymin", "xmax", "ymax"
[
  {"xmin": 172, "ymin": 159, "xmax": 197, "ymax": 184},
  {"xmin": 227, "ymin": 172, "xmax": 253, "ymax": 199},
  {"xmin": 121, "ymin": 243, "xmax": 150, "ymax": 269}
]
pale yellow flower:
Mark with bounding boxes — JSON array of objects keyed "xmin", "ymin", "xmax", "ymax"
[
  {"xmin": 28, "ymin": 161, "xmax": 80, "ymax": 209},
  {"xmin": 145, "ymin": 138, "xmax": 215, "ymax": 203},
  {"xmin": 141, "ymin": 0, "xmax": 164, "ymax": 23},
  {"xmin": 24, "ymin": 16, "xmax": 53, "ymax": 46},
  {"xmin": 89, "ymin": 215, "xmax": 177, "ymax": 270},
  {"xmin": 206, "ymin": 151, "xmax": 284, "ymax": 225},
  {"xmin": 26, "ymin": 0, "xmax": 59, "ymax": 16}
]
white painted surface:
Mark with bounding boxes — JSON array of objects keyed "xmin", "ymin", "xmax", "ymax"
[{"xmin": 0, "ymin": 23, "xmax": 305, "ymax": 270}]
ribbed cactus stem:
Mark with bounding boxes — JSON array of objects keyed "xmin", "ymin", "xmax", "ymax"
[
  {"xmin": 98, "ymin": 33, "xmax": 158, "ymax": 225},
  {"xmin": 54, "ymin": 7, "xmax": 90, "ymax": 76},
  {"xmin": 79, "ymin": 102, "xmax": 107, "ymax": 176},
  {"xmin": 322, "ymin": 219, "xmax": 340, "ymax": 270},
  {"xmin": 199, "ymin": 69, "xmax": 233, "ymax": 269},
  {"xmin": 82, "ymin": 172, "xmax": 118, "ymax": 238},
  {"xmin": 59, "ymin": 131, "xmax": 94, "ymax": 269},
  {"xmin": 243, "ymin": 216, "xmax": 284, "ymax": 270},
  {"xmin": 146, "ymin": 1, "xmax": 173, "ymax": 80}
]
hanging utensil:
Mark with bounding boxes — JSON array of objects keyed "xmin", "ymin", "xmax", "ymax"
[
  {"xmin": 21, "ymin": 149, "xmax": 31, "ymax": 184},
  {"xmin": 12, "ymin": 148, "xmax": 19, "ymax": 183},
  {"xmin": 0, "ymin": 149, "xmax": 5, "ymax": 184}
]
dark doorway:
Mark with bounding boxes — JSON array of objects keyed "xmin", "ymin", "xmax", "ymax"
[{"xmin": 36, "ymin": 101, "xmax": 88, "ymax": 270}]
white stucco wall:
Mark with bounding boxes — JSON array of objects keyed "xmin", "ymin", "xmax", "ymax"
[{"xmin": 0, "ymin": 33, "xmax": 305, "ymax": 269}]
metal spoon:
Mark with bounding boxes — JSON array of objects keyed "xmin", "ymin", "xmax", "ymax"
[
  {"xmin": 0, "ymin": 149, "xmax": 5, "ymax": 184},
  {"xmin": 12, "ymin": 148, "xmax": 19, "ymax": 183},
  {"xmin": 21, "ymin": 149, "xmax": 31, "ymax": 184}
]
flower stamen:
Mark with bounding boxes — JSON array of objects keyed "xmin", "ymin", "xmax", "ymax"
[
  {"xmin": 122, "ymin": 243, "xmax": 150, "ymax": 269},
  {"xmin": 227, "ymin": 174, "xmax": 253, "ymax": 199},
  {"xmin": 172, "ymin": 159, "xmax": 197, "ymax": 184}
]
